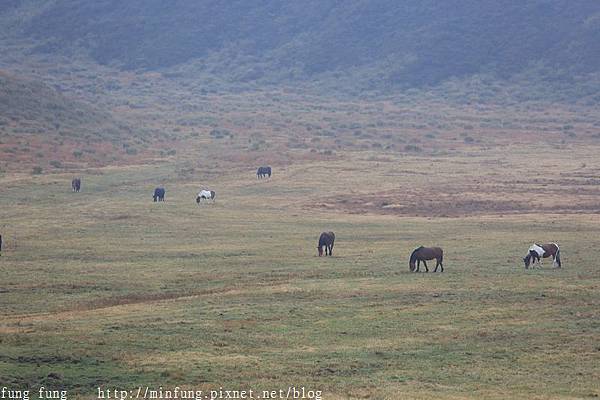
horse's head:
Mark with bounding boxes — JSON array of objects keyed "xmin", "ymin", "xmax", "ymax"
[
  {"xmin": 409, "ymin": 246, "xmax": 423, "ymax": 272},
  {"xmin": 523, "ymin": 253, "xmax": 532, "ymax": 268},
  {"xmin": 318, "ymin": 246, "xmax": 323, "ymax": 256}
]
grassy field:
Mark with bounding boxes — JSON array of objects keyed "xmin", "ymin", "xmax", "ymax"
[{"xmin": 1, "ymin": 144, "xmax": 599, "ymax": 399}]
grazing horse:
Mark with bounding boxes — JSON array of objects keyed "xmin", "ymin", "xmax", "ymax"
[
  {"xmin": 317, "ymin": 231, "xmax": 335, "ymax": 256},
  {"xmin": 409, "ymin": 246, "xmax": 444, "ymax": 272},
  {"xmin": 257, "ymin": 166, "xmax": 272, "ymax": 179},
  {"xmin": 71, "ymin": 178, "xmax": 81, "ymax": 192},
  {"xmin": 523, "ymin": 243, "xmax": 561, "ymax": 268},
  {"xmin": 196, "ymin": 190, "xmax": 216, "ymax": 204},
  {"xmin": 153, "ymin": 187, "xmax": 165, "ymax": 202}
]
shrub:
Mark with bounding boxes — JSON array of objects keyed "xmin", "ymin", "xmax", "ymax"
[
  {"xmin": 210, "ymin": 129, "xmax": 232, "ymax": 139},
  {"xmin": 49, "ymin": 160, "xmax": 63, "ymax": 168},
  {"xmin": 32, "ymin": 166, "xmax": 43, "ymax": 175},
  {"xmin": 404, "ymin": 144, "xmax": 422, "ymax": 152}
]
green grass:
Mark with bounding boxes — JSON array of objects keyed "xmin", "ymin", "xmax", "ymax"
[{"xmin": 1, "ymin": 155, "xmax": 599, "ymax": 399}]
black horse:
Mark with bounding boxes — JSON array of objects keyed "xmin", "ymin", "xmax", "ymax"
[
  {"xmin": 153, "ymin": 187, "xmax": 165, "ymax": 202},
  {"xmin": 71, "ymin": 178, "xmax": 81, "ymax": 192},
  {"xmin": 317, "ymin": 232, "xmax": 335, "ymax": 256},
  {"xmin": 257, "ymin": 166, "xmax": 272, "ymax": 179}
]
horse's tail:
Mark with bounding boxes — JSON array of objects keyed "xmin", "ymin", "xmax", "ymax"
[
  {"xmin": 439, "ymin": 249, "xmax": 443, "ymax": 263},
  {"xmin": 555, "ymin": 245, "xmax": 561, "ymax": 268}
]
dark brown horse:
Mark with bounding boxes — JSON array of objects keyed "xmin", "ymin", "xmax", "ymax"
[
  {"xmin": 318, "ymin": 232, "xmax": 335, "ymax": 256},
  {"xmin": 71, "ymin": 178, "xmax": 81, "ymax": 192},
  {"xmin": 409, "ymin": 246, "xmax": 444, "ymax": 272},
  {"xmin": 523, "ymin": 243, "xmax": 561, "ymax": 269}
]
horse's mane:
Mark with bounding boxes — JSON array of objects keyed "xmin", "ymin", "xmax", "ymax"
[{"xmin": 410, "ymin": 246, "xmax": 424, "ymax": 263}]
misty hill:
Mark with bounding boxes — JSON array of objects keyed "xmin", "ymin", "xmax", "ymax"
[
  {"xmin": 0, "ymin": 70, "xmax": 163, "ymax": 169},
  {"xmin": 8, "ymin": 0, "xmax": 597, "ymax": 93},
  {"xmin": 0, "ymin": 69, "xmax": 139, "ymax": 154}
]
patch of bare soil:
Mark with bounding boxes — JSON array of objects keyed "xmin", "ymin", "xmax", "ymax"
[{"xmin": 318, "ymin": 178, "xmax": 600, "ymax": 217}]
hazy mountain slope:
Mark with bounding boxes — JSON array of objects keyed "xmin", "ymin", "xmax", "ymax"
[
  {"xmin": 0, "ymin": 70, "xmax": 120, "ymax": 137},
  {"xmin": 0, "ymin": 70, "xmax": 152, "ymax": 170},
  {"xmin": 16, "ymin": 0, "xmax": 600, "ymax": 91}
]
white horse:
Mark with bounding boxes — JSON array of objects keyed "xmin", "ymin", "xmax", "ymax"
[{"xmin": 196, "ymin": 190, "xmax": 216, "ymax": 204}]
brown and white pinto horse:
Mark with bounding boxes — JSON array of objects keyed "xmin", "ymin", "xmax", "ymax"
[
  {"xmin": 317, "ymin": 232, "xmax": 335, "ymax": 256},
  {"xmin": 196, "ymin": 190, "xmax": 216, "ymax": 203},
  {"xmin": 409, "ymin": 246, "xmax": 444, "ymax": 272},
  {"xmin": 523, "ymin": 243, "xmax": 561, "ymax": 269}
]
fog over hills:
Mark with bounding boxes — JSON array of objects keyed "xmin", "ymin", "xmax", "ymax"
[{"xmin": 1, "ymin": 0, "xmax": 598, "ymax": 97}]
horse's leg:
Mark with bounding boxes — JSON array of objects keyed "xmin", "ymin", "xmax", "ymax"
[
  {"xmin": 434, "ymin": 259, "xmax": 439, "ymax": 272},
  {"xmin": 423, "ymin": 260, "xmax": 429, "ymax": 273},
  {"xmin": 415, "ymin": 260, "xmax": 420, "ymax": 272}
]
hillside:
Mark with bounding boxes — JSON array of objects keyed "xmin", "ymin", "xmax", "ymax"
[
  {"xmin": 0, "ymin": 0, "xmax": 599, "ymax": 174},
  {"xmin": 0, "ymin": 70, "xmax": 112, "ymax": 132},
  {"xmin": 4, "ymin": 0, "xmax": 595, "ymax": 97},
  {"xmin": 0, "ymin": 71, "xmax": 148, "ymax": 170}
]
